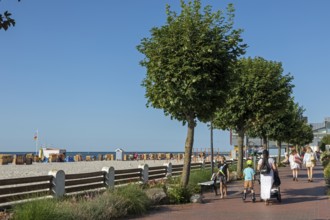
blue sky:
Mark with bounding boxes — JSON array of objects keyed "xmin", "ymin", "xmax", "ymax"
[{"xmin": 1, "ymin": 0, "xmax": 329, "ymax": 152}]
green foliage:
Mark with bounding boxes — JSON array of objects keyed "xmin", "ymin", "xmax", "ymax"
[
  {"xmin": 167, "ymin": 184, "xmax": 192, "ymax": 204},
  {"xmin": 321, "ymin": 135, "xmax": 330, "ymax": 152},
  {"xmin": 321, "ymin": 151, "xmax": 330, "ymax": 168},
  {"xmin": 324, "ymin": 163, "xmax": 330, "ymax": 179},
  {"xmin": 0, "ymin": 11, "xmax": 16, "ymax": 30},
  {"xmin": 213, "ymin": 57, "xmax": 294, "ymax": 132},
  {"xmin": 228, "ymin": 163, "xmax": 237, "ymax": 172},
  {"xmin": 12, "ymin": 199, "xmax": 71, "ymax": 220},
  {"xmin": 213, "ymin": 56, "xmax": 294, "ymax": 176},
  {"xmin": 112, "ymin": 184, "xmax": 151, "ymax": 216},
  {"xmin": 321, "ymin": 151, "xmax": 330, "ymax": 160},
  {"xmin": 70, "ymin": 192, "xmax": 128, "ymax": 220},
  {"xmin": 188, "ymin": 168, "xmax": 213, "ymax": 193},
  {"xmin": 165, "ymin": 169, "xmax": 212, "ymax": 201},
  {"xmin": 288, "ymin": 112, "xmax": 314, "ymax": 147},
  {"xmin": 12, "ymin": 185, "xmax": 151, "ymax": 220},
  {"xmin": 0, "ymin": 0, "xmax": 20, "ymax": 31},
  {"xmin": 137, "ymin": 0, "xmax": 246, "ymax": 188},
  {"xmin": 189, "ymin": 169, "xmax": 213, "ymax": 184},
  {"xmin": 137, "ymin": 0, "xmax": 246, "ymax": 123}
]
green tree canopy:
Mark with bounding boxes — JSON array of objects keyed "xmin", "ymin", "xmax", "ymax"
[
  {"xmin": 137, "ymin": 0, "xmax": 246, "ymax": 187},
  {"xmin": 213, "ymin": 57, "xmax": 294, "ymax": 176},
  {"xmin": 320, "ymin": 134, "xmax": 330, "ymax": 151},
  {"xmin": 0, "ymin": 0, "xmax": 20, "ymax": 31},
  {"xmin": 284, "ymin": 104, "xmax": 313, "ymax": 148}
]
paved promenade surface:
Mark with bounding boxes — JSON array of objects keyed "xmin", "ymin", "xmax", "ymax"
[{"xmin": 133, "ymin": 164, "xmax": 329, "ymax": 220}]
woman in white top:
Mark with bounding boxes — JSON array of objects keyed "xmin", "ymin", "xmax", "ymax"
[
  {"xmin": 257, "ymin": 149, "xmax": 277, "ymax": 204},
  {"xmin": 289, "ymin": 149, "xmax": 301, "ymax": 181},
  {"xmin": 303, "ymin": 146, "xmax": 317, "ymax": 182}
]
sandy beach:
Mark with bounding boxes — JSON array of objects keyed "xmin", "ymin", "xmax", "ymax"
[{"xmin": 0, "ymin": 159, "xmax": 190, "ymax": 180}]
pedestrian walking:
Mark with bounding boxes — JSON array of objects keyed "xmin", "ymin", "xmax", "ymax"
[
  {"xmin": 257, "ymin": 149, "xmax": 277, "ymax": 205},
  {"xmin": 289, "ymin": 149, "xmax": 301, "ymax": 181},
  {"xmin": 303, "ymin": 146, "xmax": 317, "ymax": 182}
]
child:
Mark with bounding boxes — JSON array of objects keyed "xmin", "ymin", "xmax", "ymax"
[{"xmin": 242, "ymin": 159, "xmax": 256, "ymax": 202}]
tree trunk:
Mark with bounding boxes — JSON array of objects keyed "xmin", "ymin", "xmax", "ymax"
[
  {"xmin": 286, "ymin": 141, "xmax": 290, "ymax": 154},
  {"xmin": 237, "ymin": 129, "xmax": 244, "ymax": 178},
  {"xmin": 262, "ymin": 136, "xmax": 268, "ymax": 150},
  {"xmin": 181, "ymin": 117, "xmax": 195, "ymax": 187},
  {"xmin": 277, "ymin": 140, "xmax": 281, "ymax": 165}
]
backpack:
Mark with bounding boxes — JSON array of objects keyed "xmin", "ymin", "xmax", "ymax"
[{"xmin": 260, "ymin": 159, "xmax": 271, "ymax": 174}]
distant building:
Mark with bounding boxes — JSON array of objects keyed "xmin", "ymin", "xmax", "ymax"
[
  {"xmin": 230, "ymin": 117, "xmax": 330, "ymax": 150},
  {"xmin": 310, "ymin": 117, "xmax": 330, "ymax": 146}
]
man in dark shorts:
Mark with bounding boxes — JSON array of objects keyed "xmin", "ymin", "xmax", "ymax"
[{"xmin": 218, "ymin": 155, "xmax": 230, "ymax": 198}]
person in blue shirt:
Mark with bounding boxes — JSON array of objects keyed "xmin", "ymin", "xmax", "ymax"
[{"xmin": 243, "ymin": 159, "xmax": 256, "ymax": 202}]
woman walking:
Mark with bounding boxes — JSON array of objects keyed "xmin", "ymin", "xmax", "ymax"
[
  {"xmin": 289, "ymin": 149, "xmax": 301, "ymax": 181},
  {"xmin": 303, "ymin": 146, "xmax": 317, "ymax": 182},
  {"xmin": 257, "ymin": 149, "xmax": 277, "ymax": 205}
]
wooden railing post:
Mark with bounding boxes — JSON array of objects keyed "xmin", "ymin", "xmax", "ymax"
[
  {"xmin": 102, "ymin": 166, "xmax": 115, "ymax": 188},
  {"xmin": 48, "ymin": 170, "xmax": 65, "ymax": 198},
  {"xmin": 163, "ymin": 162, "xmax": 172, "ymax": 178},
  {"xmin": 138, "ymin": 164, "xmax": 148, "ymax": 184}
]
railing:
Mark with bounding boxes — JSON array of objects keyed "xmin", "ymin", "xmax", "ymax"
[
  {"xmin": 115, "ymin": 168, "xmax": 142, "ymax": 185},
  {"xmin": 0, "ymin": 161, "xmax": 211, "ymax": 207},
  {"xmin": 65, "ymin": 171, "xmax": 106, "ymax": 194},
  {"xmin": 148, "ymin": 166, "xmax": 167, "ymax": 181},
  {"xmin": 0, "ymin": 176, "xmax": 53, "ymax": 204}
]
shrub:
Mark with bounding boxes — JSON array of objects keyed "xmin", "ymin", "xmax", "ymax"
[
  {"xmin": 324, "ymin": 163, "xmax": 330, "ymax": 179},
  {"xmin": 12, "ymin": 185, "xmax": 151, "ymax": 220},
  {"xmin": 188, "ymin": 169, "xmax": 212, "ymax": 193},
  {"xmin": 321, "ymin": 152, "xmax": 330, "ymax": 167},
  {"xmin": 112, "ymin": 184, "xmax": 151, "ymax": 216},
  {"xmin": 70, "ymin": 191, "xmax": 128, "ymax": 220},
  {"xmin": 12, "ymin": 198, "xmax": 72, "ymax": 220},
  {"xmin": 167, "ymin": 184, "xmax": 191, "ymax": 204},
  {"xmin": 228, "ymin": 163, "xmax": 237, "ymax": 172}
]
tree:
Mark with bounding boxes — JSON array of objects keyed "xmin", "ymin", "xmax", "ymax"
[
  {"xmin": 267, "ymin": 100, "xmax": 311, "ymax": 163},
  {"xmin": 320, "ymin": 135, "xmax": 330, "ymax": 151},
  {"xmin": 137, "ymin": 0, "xmax": 246, "ymax": 187},
  {"xmin": 283, "ymin": 104, "xmax": 313, "ymax": 153},
  {"xmin": 0, "ymin": 11, "xmax": 15, "ymax": 30},
  {"xmin": 0, "ymin": 0, "xmax": 20, "ymax": 31},
  {"xmin": 213, "ymin": 57, "xmax": 293, "ymax": 176},
  {"xmin": 246, "ymin": 59, "xmax": 294, "ymax": 149},
  {"xmin": 267, "ymin": 99, "xmax": 296, "ymax": 164}
]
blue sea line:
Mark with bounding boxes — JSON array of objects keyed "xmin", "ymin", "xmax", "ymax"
[{"xmin": 0, "ymin": 151, "xmax": 231, "ymax": 160}]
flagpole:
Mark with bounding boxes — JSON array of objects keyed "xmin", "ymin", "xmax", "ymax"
[{"xmin": 35, "ymin": 129, "xmax": 38, "ymax": 155}]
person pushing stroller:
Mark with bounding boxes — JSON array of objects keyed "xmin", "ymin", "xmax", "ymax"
[{"xmin": 242, "ymin": 159, "xmax": 256, "ymax": 202}]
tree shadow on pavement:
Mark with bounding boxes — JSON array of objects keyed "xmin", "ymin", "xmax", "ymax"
[
  {"xmin": 283, "ymin": 169, "xmax": 323, "ymax": 180},
  {"xmin": 281, "ymin": 186, "xmax": 328, "ymax": 204},
  {"xmin": 280, "ymin": 195, "xmax": 327, "ymax": 205}
]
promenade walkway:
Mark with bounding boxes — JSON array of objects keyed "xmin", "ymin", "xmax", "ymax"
[{"xmin": 134, "ymin": 164, "xmax": 329, "ymax": 220}]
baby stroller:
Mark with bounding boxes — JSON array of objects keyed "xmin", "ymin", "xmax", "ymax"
[{"xmin": 270, "ymin": 171, "xmax": 281, "ymax": 202}]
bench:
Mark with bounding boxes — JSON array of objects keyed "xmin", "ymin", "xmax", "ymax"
[{"xmin": 198, "ymin": 180, "xmax": 220, "ymax": 195}]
